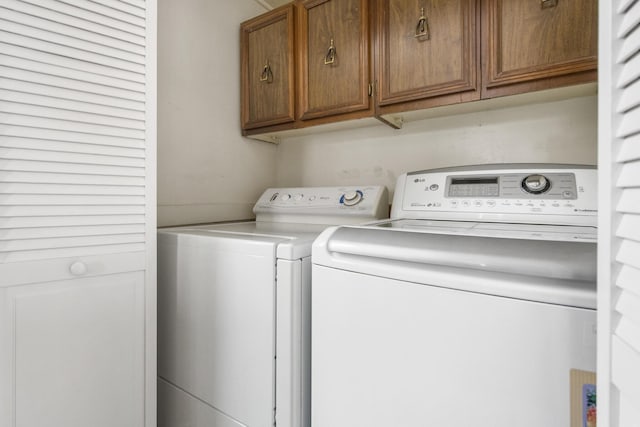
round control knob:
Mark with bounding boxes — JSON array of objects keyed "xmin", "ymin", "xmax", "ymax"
[
  {"xmin": 279, "ymin": 193, "xmax": 291, "ymax": 201},
  {"xmin": 342, "ymin": 190, "xmax": 363, "ymax": 206},
  {"xmin": 521, "ymin": 174, "xmax": 550, "ymax": 194}
]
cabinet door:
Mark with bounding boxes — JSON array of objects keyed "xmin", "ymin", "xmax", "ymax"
[
  {"xmin": 0, "ymin": 271, "xmax": 145, "ymax": 427},
  {"xmin": 482, "ymin": 0, "xmax": 597, "ymax": 98},
  {"xmin": 299, "ymin": 0, "xmax": 371, "ymax": 121},
  {"xmin": 376, "ymin": 0, "xmax": 479, "ymax": 111},
  {"xmin": 241, "ymin": 5, "xmax": 296, "ymax": 130}
]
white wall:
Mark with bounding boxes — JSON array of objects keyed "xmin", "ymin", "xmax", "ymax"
[
  {"xmin": 275, "ymin": 95, "xmax": 597, "ymax": 201},
  {"xmin": 158, "ymin": 0, "xmax": 277, "ymax": 226}
]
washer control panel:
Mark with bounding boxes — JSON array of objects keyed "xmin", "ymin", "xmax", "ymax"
[
  {"xmin": 446, "ymin": 172, "xmax": 577, "ymax": 200},
  {"xmin": 254, "ymin": 186, "xmax": 389, "ymax": 224},
  {"xmin": 393, "ymin": 164, "xmax": 597, "ymax": 226}
]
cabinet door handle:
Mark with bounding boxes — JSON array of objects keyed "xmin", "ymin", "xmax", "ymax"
[
  {"xmin": 324, "ymin": 38, "xmax": 336, "ymax": 65},
  {"xmin": 541, "ymin": 0, "xmax": 558, "ymax": 8},
  {"xmin": 260, "ymin": 62, "xmax": 273, "ymax": 83},
  {"xmin": 69, "ymin": 261, "xmax": 88, "ymax": 276},
  {"xmin": 415, "ymin": 7, "xmax": 430, "ymax": 39}
]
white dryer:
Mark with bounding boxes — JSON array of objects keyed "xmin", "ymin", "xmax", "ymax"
[
  {"xmin": 157, "ymin": 186, "xmax": 388, "ymax": 427},
  {"xmin": 311, "ymin": 164, "xmax": 597, "ymax": 427}
]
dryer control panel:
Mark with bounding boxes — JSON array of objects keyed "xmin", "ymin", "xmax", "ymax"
[
  {"xmin": 392, "ymin": 164, "xmax": 597, "ymax": 226},
  {"xmin": 254, "ymin": 186, "xmax": 389, "ymax": 224}
]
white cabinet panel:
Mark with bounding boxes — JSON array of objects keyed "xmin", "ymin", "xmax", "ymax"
[{"xmin": 0, "ymin": 271, "xmax": 145, "ymax": 427}]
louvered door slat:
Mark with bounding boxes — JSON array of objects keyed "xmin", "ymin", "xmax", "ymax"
[
  {"xmin": 1, "ymin": 0, "xmax": 145, "ymax": 45},
  {"xmin": 0, "ymin": 19, "xmax": 144, "ymax": 64},
  {"xmin": 55, "ymin": 0, "xmax": 145, "ymax": 27},
  {"xmin": 0, "ymin": 137, "xmax": 146, "ymax": 157},
  {"xmin": 89, "ymin": 0, "xmax": 145, "ymax": 18},
  {"xmin": 617, "ymin": 187, "xmax": 640, "ymax": 213},
  {"xmin": 617, "ymin": 50, "xmax": 640, "ymax": 86},
  {"xmin": 1, "ymin": 54, "xmax": 145, "ymax": 92},
  {"xmin": 0, "ymin": 113, "xmax": 144, "ymax": 139},
  {"xmin": 617, "ymin": 78, "xmax": 640, "ymax": 112},
  {"xmin": 0, "ymin": 91, "xmax": 146, "ymax": 122},
  {"xmin": 0, "ymin": 66, "xmax": 145, "ymax": 101},
  {"xmin": 616, "ymin": 214, "xmax": 640, "ymax": 240},
  {"xmin": 10, "ymin": 0, "xmax": 145, "ymax": 36},
  {"xmin": 1, "ymin": 8, "xmax": 145, "ymax": 55},
  {"xmin": 619, "ymin": 0, "xmax": 640, "ymax": 37},
  {"xmin": 0, "ymin": 204, "xmax": 145, "ymax": 216},
  {"xmin": 1, "ymin": 102, "xmax": 144, "ymax": 130},
  {"xmin": 0, "ymin": 148, "xmax": 144, "ymax": 167},
  {"xmin": 618, "ymin": 134, "xmax": 640, "ymax": 160},
  {"xmin": 0, "ymin": 159, "xmax": 144, "ymax": 176},
  {"xmin": 1, "ymin": 42, "xmax": 145, "ymax": 82},
  {"xmin": 0, "ymin": 31, "xmax": 144, "ymax": 73},
  {"xmin": 616, "ymin": 239, "xmax": 640, "ymax": 269},
  {"xmin": 0, "ymin": 214, "xmax": 144, "ymax": 228},
  {"xmin": 0, "ymin": 223, "xmax": 145, "ymax": 240},
  {"xmin": 1, "ymin": 79, "xmax": 145, "ymax": 112},
  {"xmin": 618, "ymin": 159, "xmax": 640, "ymax": 185},
  {"xmin": 0, "ymin": 170, "xmax": 145, "ymax": 186},
  {"xmin": 617, "ymin": 264, "xmax": 640, "ymax": 293},
  {"xmin": 0, "ymin": 182, "xmax": 145, "ymax": 195}
]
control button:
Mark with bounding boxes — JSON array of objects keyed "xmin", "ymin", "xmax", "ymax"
[
  {"xmin": 280, "ymin": 194, "xmax": 291, "ymax": 201},
  {"xmin": 552, "ymin": 203, "xmax": 560, "ymax": 207},
  {"xmin": 462, "ymin": 200, "xmax": 471, "ymax": 207},
  {"xmin": 474, "ymin": 200, "xmax": 483, "ymax": 207},
  {"xmin": 562, "ymin": 190, "xmax": 574, "ymax": 199},
  {"xmin": 450, "ymin": 200, "xmax": 458, "ymax": 207},
  {"xmin": 522, "ymin": 174, "xmax": 551, "ymax": 194},
  {"xmin": 487, "ymin": 200, "xmax": 496, "ymax": 207},
  {"xmin": 342, "ymin": 190, "xmax": 363, "ymax": 206},
  {"xmin": 294, "ymin": 194, "xmax": 304, "ymax": 201},
  {"xmin": 429, "ymin": 184, "xmax": 440, "ymax": 191}
]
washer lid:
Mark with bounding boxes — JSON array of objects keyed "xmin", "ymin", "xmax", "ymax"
[{"xmin": 312, "ymin": 224, "xmax": 596, "ymax": 308}]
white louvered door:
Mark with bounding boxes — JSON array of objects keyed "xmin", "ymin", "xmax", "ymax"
[
  {"xmin": 598, "ymin": 0, "xmax": 640, "ymax": 426},
  {"xmin": 0, "ymin": 0, "xmax": 156, "ymax": 426}
]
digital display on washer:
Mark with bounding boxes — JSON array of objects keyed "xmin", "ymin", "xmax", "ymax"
[{"xmin": 448, "ymin": 176, "xmax": 499, "ymax": 197}]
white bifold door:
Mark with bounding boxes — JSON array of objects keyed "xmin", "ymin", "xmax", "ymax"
[{"xmin": 0, "ymin": 1, "xmax": 156, "ymax": 426}]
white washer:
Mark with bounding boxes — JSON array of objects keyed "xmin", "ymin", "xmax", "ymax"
[
  {"xmin": 311, "ymin": 164, "xmax": 597, "ymax": 427},
  {"xmin": 157, "ymin": 186, "xmax": 388, "ymax": 427}
]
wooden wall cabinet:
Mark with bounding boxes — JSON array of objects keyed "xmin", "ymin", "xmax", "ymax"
[
  {"xmin": 241, "ymin": 0, "xmax": 373, "ymax": 137},
  {"xmin": 375, "ymin": 0, "xmax": 480, "ymax": 116},
  {"xmin": 241, "ymin": 0, "xmax": 597, "ymax": 136},
  {"xmin": 298, "ymin": 0, "xmax": 372, "ymax": 121},
  {"xmin": 482, "ymin": 0, "xmax": 598, "ymax": 99},
  {"xmin": 375, "ymin": 0, "xmax": 596, "ymax": 118},
  {"xmin": 241, "ymin": 5, "xmax": 296, "ymax": 130}
]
